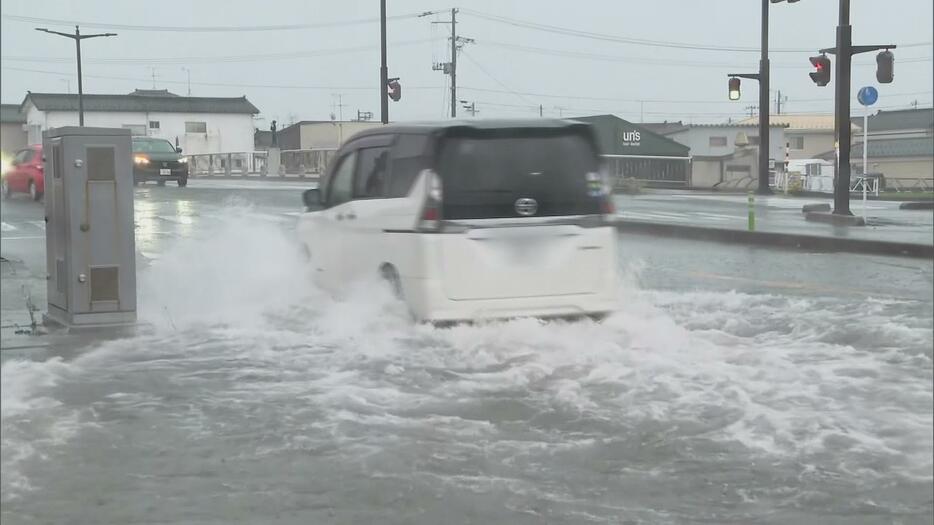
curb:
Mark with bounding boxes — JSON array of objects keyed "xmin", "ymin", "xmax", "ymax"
[
  {"xmin": 804, "ymin": 211, "xmax": 866, "ymax": 226},
  {"xmin": 614, "ymin": 219, "xmax": 933, "ymax": 259},
  {"xmin": 900, "ymin": 201, "xmax": 934, "ymax": 210}
]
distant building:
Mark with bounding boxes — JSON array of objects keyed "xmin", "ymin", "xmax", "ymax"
[
  {"xmin": 19, "ymin": 89, "xmax": 260, "ymax": 155},
  {"xmin": 737, "ymin": 114, "xmax": 857, "ymax": 161},
  {"xmin": 276, "ymin": 120, "xmax": 384, "ymax": 150},
  {"xmin": 572, "ymin": 114, "xmax": 691, "ymax": 187},
  {"xmin": 1, "ymin": 103, "xmax": 27, "ymax": 156},
  {"xmin": 843, "ymin": 107, "xmax": 933, "ymax": 183},
  {"xmin": 645, "ymin": 121, "xmax": 786, "ymax": 189}
]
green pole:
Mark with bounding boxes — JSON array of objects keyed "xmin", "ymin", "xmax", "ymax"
[{"xmin": 747, "ymin": 191, "xmax": 756, "ymax": 231}]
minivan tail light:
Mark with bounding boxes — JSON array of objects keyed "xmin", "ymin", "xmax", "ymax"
[{"xmin": 417, "ymin": 169, "xmax": 442, "ymax": 231}]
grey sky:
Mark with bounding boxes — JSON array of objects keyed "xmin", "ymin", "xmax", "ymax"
[{"xmin": 1, "ymin": 0, "xmax": 931, "ymax": 125}]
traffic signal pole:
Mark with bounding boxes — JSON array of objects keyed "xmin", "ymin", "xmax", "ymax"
[
  {"xmin": 833, "ymin": 0, "xmax": 853, "ymax": 215},
  {"xmin": 815, "ymin": 0, "xmax": 895, "ymax": 216},
  {"xmin": 380, "ymin": 0, "xmax": 389, "ymax": 124},
  {"xmin": 757, "ymin": 0, "xmax": 772, "ymax": 195}
]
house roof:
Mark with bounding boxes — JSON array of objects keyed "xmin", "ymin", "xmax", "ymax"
[
  {"xmin": 641, "ymin": 121, "xmax": 689, "ymax": 135},
  {"xmin": 816, "ymin": 136, "xmax": 934, "ymax": 160},
  {"xmin": 851, "ymin": 107, "xmax": 934, "ymax": 132},
  {"xmin": 738, "ymin": 114, "xmax": 853, "ymax": 131},
  {"xmin": 0, "ymin": 103, "xmax": 25, "ymax": 123},
  {"xmin": 570, "ymin": 114, "xmax": 691, "ymax": 156},
  {"xmin": 128, "ymin": 89, "xmax": 179, "ymax": 97},
  {"xmin": 22, "ymin": 91, "xmax": 259, "ymax": 114}
]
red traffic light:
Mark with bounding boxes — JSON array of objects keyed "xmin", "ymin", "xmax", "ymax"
[{"xmin": 809, "ymin": 55, "xmax": 831, "ymax": 86}]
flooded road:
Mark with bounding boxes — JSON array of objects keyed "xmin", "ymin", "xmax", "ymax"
[{"xmin": 2, "ymin": 187, "xmax": 932, "ymax": 524}]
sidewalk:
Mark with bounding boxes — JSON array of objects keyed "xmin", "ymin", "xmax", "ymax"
[{"xmin": 613, "ymin": 189, "xmax": 934, "ymax": 257}]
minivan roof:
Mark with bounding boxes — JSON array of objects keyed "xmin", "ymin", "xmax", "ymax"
[{"xmin": 348, "ymin": 118, "xmax": 591, "ymax": 140}]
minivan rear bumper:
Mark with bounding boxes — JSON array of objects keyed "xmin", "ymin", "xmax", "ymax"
[{"xmin": 402, "ymin": 274, "xmax": 618, "ymax": 323}]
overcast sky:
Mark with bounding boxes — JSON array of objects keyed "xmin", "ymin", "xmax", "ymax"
[{"xmin": 1, "ymin": 0, "xmax": 931, "ymax": 125}]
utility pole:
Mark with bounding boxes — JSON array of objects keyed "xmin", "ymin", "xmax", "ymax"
[
  {"xmin": 150, "ymin": 67, "xmax": 157, "ymax": 89},
  {"xmin": 640, "ymin": 101, "xmax": 645, "ymax": 123},
  {"xmin": 757, "ymin": 0, "xmax": 771, "ymax": 195},
  {"xmin": 450, "ymin": 8, "xmax": 457, "ymax": 118},
  {"xmin": 428, "ymin": 9, "xmax": 463, "ymax": 118},
  {"xmin": 459, "ymin": 100, "xmax": 478, "ymax": 116},
  {"xmin": 539, "ymin": 104, "xmax": 543, "ymax": 117},
  {"xmin": 775, "ymin": 89, "xmax": 786, "ymax": 115},
  {"xmin": 36, "ymin": 25, "xmax": 116, "ymax": 126},
  {"xmin": 379, "ymin": 0, "xmax": 389, "ymax": 124}
]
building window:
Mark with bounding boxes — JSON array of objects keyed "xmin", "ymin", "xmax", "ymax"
[
  {"xmin": 709, "ymin": 136, "xmax": 728, "ymax": 147},
  {"xmin": 789, "ymin": 136, "xmax": 805, "ymax": 150},
  {"xmin": 149, "ymin": 121, "xmax": 160, "ymax": 129},
  {"xmin": 185, "ymin": 121, "xmax": 207, "ymax": 133}
]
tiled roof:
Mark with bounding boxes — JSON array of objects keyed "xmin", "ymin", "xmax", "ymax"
[
  {"xmin": 739, "ymin": 114, "xmax": 853, "ymax": 131},
  {"xmin": 23, "ymin": 92, "xmax": 259, "ymax": 114},
  {"xmin": 852, "ymin": 107, "xmax": 933, "ymax": 132},
  {"xmin": 0, "ymin": 103, "xmax": 25, "ymax": 123}
]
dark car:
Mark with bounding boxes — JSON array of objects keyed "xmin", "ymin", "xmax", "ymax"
[{"xmin": 133, "ymin": 137, "xmax": 188, "ymax": 187}]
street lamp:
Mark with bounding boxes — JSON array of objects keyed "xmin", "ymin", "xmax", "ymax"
[{"xmin": 36, "ymin": 25, "xmax": 116, "ymax": 126}]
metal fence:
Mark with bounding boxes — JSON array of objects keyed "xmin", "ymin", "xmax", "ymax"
[
  {"xmin": 602, "ymin": 154, "xmax": 691, "ymax": 188},
  {"xmin": 187, "ymin": 148, "xmax": 337, "ymax": 178}
]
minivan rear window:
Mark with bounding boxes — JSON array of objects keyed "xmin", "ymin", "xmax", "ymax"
[{"xmin": 437, "ymin": 130, "xmax": 602, "ymax": 220}]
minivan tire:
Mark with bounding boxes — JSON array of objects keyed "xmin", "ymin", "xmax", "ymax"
[{"xmin": 379, "ymin": 264, "xmax": 404, "ymax": 300}]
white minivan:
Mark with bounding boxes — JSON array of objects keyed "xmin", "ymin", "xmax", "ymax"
[{"xmin": 297, "ymin": 119, "xmax": 619, "ymax": 323}]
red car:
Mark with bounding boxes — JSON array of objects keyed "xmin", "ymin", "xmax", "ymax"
[{"xmin": 2, "ymin": 144, "xmax": 44, "ymax": 201}]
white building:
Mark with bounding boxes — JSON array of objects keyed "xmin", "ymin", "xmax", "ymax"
[
  {"xmin": 20, "ymin": 89, "xmax": 259, "ymax": 155},
  {"xmin": 644, "ymin": 122, "xmax": 787, "ymax": 189}
]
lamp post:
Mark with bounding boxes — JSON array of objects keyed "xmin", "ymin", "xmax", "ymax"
[{"xmin": 36, "ymin": 25, "xmax": 116, "ymax": 126}]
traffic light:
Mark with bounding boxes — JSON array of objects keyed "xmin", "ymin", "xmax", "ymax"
[
  {"xmin": 387, "ymin": 78, "xmax": 401, "ymax": 102},
  {"xmin": 809, "ymin": 55, "xmax": 831, "ymax": 86},
  {"xmin": 876, "ymin": 50, "xmax": 894, "ymax": 84},
  {"xmin": 728, "ymin": 77, "xmax": 741, "ymax": 100}
]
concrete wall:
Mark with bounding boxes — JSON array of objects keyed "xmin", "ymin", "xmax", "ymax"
[
  {"xmin": 785, "ymin": 130, "xmax": 835, "ymax": 160},
  {"xmin": 24, "ymin": 103, "xmax": 255, "ymax": 155},
  {"xmin": 298, "ymin": 122, "xmax": 383, "ymax": 150},
  {"xmin": 1, "ymin": 122, "xmax": 27, "ymax": 156},
  {"xmin": 691, "ymin": 158, "xmax": 723, "ymax": 188},
  {"xmin": 854, "ymin": 157, "xmax": 934, "ymax": 182}
]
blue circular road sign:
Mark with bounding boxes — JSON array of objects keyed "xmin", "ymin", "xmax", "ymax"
[{"xmin": 858, "ymin": 86, "xmax": 879, "ymax": 106}]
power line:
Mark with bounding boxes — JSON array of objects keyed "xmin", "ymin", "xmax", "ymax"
[
  {"xmin": 458, "ymin": 50, "xmax": 535, "ymax": 106},
  {"xmin": 458, "ymin": 85, "xmax": 934, "ymax": 104},
  {"xmin": 0, "ymin": 39, "xmax": 432, "ymax": 65},
  {"xmin": 0, "ymin": 11, "xmax": 435, "ymax": 32},
  {"xmin": 0, "ymin": 66, "xmax": 443, "ymax": 92},
  {"xmin": 459, "ymin": 8, "xmax": 932, "ymax": 53},
  {"xmin": 473, "ymin": 39, "xmax": 932, "ymax": 69}
]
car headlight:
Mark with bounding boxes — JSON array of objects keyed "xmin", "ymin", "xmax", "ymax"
[
  {"xmin": 178, "ymin": 157, "xmax": 188, "ymax": 164},
  {"xmin": 134, "ymin": 155, "xmax": 150, "ymax": 165}
]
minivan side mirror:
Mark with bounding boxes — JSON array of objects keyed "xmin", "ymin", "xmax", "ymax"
[
  {"xmin": 176, "ymin": 147, "xmax": 183, "ymax": 154},
  {"xmin": 302, "ymin": 188, "xmax": 322, "ymax": 211}
]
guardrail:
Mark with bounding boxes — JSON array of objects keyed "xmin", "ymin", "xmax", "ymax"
[{"xmin": 187, "ymin": 148, "xmax": 337, "ymax": 178}]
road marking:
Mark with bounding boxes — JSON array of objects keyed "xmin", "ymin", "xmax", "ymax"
[
  {"xmin": 1, "ymin": 222, "xmax": 16, "ymax": 232},
  {"xmin": 619, "ymin": 212, "xmax": 692, "ymax": 222},
  {"xmin": 692, "ymin": 212, "xmax": 738, "ymax": 221}
]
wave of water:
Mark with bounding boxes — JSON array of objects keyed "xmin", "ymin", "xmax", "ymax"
[{"xmin": 2, "ymin": 209, "xmax": 932, "ymax": 524}]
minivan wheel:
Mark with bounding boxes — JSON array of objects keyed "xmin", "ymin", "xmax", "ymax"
[{"xmin": 379, "ymin": 264, "xmax": 404, "ymax": 300}]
